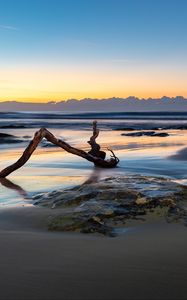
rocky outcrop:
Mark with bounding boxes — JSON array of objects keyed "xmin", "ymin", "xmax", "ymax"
[
  {"xmin": 33, "ymin": 175, "xmax": 187, "ymax": 236},
  {"xmin": 121, "ymin": 131, "xmax": 169, "ymax": 137}
]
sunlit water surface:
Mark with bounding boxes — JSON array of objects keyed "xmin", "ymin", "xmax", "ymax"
[{"xmin": 1, "ymin": 113, "xmax": 187, "ymax": 206}]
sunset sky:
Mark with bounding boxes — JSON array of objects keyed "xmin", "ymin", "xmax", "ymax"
[{"xmin": 0, "ymin": 0, "xmax": 187, "ymax": 102}]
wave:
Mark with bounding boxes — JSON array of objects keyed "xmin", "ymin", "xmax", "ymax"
[
  {"xmin": 1, "ymin": 111, "xmax": 187, "ymax": 120},
  {"xmin": 1, "ymin": 111, "xmax": 187, "ymax": 131}
]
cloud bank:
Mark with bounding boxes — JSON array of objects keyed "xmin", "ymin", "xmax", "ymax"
[{"xmin": 0, "ymin": 96, "xmax": 187, "ymax": 111}]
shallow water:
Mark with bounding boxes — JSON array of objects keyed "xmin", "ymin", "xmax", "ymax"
[{"xmin": 1, "ymin": 112, "xmax": 187, "ymax": 206}]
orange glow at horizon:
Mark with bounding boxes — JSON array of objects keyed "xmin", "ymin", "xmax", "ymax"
[{"xmin": 0, "ymin": 64, "xmax": 187, "ymax": 103}]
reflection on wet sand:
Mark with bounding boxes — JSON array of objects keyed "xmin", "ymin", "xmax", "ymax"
[
  {"xmin": 168, "ymin": 146, "xmax": 187, "ymax": 160},
  {"xmin": 82, "ymin": 168, "xmax": 103, "ymax": 184},
  {"xmin": 0, "ymin": 169, "xmax": 103, "ymax": 201},
  {"xmin": 0, "ymin": 178, "xmax": 28, "ymax": 198}
]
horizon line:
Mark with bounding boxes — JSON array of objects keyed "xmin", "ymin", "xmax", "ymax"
[{"xmin": 0, "ymin": 95, "xmax": 186, "ymax": 104}]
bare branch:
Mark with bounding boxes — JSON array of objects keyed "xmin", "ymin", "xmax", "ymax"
[{"xmin": 0, "ymin": 125, "xmax": 119, "ymax": 178}]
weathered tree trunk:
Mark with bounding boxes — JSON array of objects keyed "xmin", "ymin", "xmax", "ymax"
[{"xmin": 0, "ymin": 122, "xmax": 119, "ymax": 178}]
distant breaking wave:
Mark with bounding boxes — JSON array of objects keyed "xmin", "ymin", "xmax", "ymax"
[{"xmin": 1, "ymin": 111, "xmax": 187, "ymax": 131}]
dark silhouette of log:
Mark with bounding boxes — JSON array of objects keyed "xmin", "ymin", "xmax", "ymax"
[
  {"xmin": 0, "ymin": 122, "xmax": 119, "ymax": 178},
  {"xmin": 88, "ymin": 120, "xmax": 106, "ymax": 159}
]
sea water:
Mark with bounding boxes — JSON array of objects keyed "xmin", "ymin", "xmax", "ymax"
[{"xmin": 1, "ymin": 111, "xmax": 187, "ymax": 206}]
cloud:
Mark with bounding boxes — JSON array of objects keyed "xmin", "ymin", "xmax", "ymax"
[{"xmin": 0, "ymin": 25, "xmax": 18, "ymax": 31}]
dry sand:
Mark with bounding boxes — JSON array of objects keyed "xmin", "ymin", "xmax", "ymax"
[{"xmin": 0, "ymin": 207, "xmax": 186, "ymax": 300}]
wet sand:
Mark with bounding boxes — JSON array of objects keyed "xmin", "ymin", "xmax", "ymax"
[{"xmin": 0, "ymin": 207, "xmax": 187, "ymax": 300}]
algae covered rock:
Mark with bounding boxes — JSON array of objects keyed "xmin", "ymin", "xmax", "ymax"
[{"xmin": 33, "ymin": 175, "xmax": 187, "ymax": 236}]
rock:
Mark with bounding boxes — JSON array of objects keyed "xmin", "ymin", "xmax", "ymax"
[
  {"xmin": 154, "ymin": 132, "xmax": 169, "ymax": 137},
  {"xmin": 23, "ymin": 135, "xmax": 31, "ymax": 138},
  {"xmin": 135, "ymin": 197, "xmax": 148, "ymax": 205},
  {"xmin": 166, "ymin": 205, "xmax": 187, "ymax": 225},
  {"xmin": 0, "ymin": 125, "xmax": 26, "ymax": 129},
  {"xmin": 0, "ymin": 132, "xmax": 25, "ymax": 144},
  {"xmin": 0, "ymin": 133, "xmax": 15, "ymax": 138},
  {"xmin": 33, "ymin": 175, "xmax": 187, "ymax": 236},
  {"xmin": 41, "ymin": 142, "xmax": 58, "ymax": 148},
  {"xmin": 121, "ymin": 131, "xmax": 169, "ymax": 137},
  {"xmin": 175, "ymin": 126, "xmax": 187, "ymax": 130}
]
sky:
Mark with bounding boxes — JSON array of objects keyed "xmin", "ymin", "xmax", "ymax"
[{"xmin": 0, "ymin": 0, "xmax": 187, "ymax": 102}]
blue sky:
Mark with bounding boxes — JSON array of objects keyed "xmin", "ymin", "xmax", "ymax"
[{"xmin": 0, "ymin": 0, "xmax": 187, "ymax": 101}]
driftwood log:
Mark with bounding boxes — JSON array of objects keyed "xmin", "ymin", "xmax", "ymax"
[{"xmin": 0, "ymin": 121, "xmax": 119, "ymax": 178}]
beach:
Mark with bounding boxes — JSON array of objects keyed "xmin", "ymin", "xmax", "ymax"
[
  {"xmin": 0, "ymin": 112, "xmax": 187, "ymax": 299},
  {"xmin": 0, "ymin": 210, "xmax": 186, "ymax": 300},
  {"xmin": 1, "ymin": 0, "xmax": 187, "ymax": 298}
]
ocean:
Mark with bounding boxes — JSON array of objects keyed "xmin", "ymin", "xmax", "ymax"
[{"xmin": 1, "ymin": 111, "xmax": 187, "ymax": 206}]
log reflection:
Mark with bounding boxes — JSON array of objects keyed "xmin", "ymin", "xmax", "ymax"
[{"xmin": 0, "ymin": 177, "xmax": 28, "ymax": 198}]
